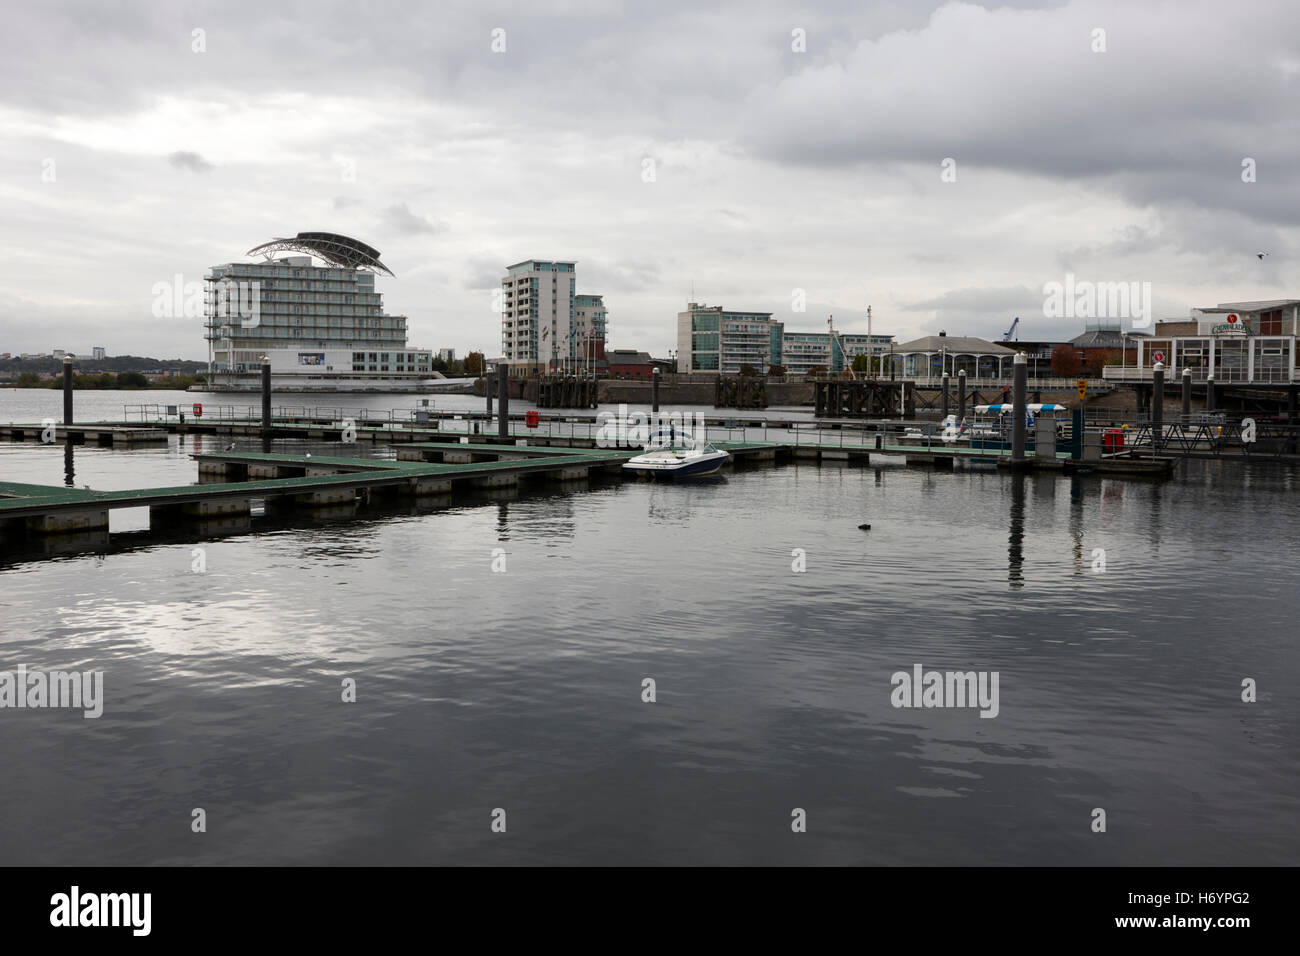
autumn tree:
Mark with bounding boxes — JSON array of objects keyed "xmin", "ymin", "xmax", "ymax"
[{"xmin": 1050, "ymin": 345, "xmax": 1082, "ymax": 377}]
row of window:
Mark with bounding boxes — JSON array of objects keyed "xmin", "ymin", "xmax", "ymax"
[
  {"xmin": 212, "ymin": 267, "xmax": 361, "ymax": 280},
  {"xmin": 350, "ymin": 352, "xmax": 429, "ymax": 362},
  {"xmin": 351, "ymin": 365, "xmax": 430, "ymax": 373},
  {"xmin": 210, "ymin": 281, "xmax": 375, "ymax": 296}
]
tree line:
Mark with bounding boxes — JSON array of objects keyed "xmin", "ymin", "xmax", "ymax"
[{"xmin": 8, "ymin": 371, "xmax": 207, "ymax": 389}]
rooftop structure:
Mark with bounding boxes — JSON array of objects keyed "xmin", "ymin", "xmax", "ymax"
[{"xmin": 247, "ymin": 232, "xmax": 394, "ymax": 276}]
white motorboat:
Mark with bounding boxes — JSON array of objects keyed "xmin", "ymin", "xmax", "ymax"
[
  {"xmin": 902, "ymin": 414, "xmax": 975, "ymax": 444},
  {"xmin": 623, "ymin": 441, "xmax": 730, "ymax": 478}
]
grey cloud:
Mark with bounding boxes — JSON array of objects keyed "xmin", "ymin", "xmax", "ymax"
[
  {"xmin": 378, "ymin": 203, "xmax": 443, "ymax": 236},
  {"xmin": 0, "ymin": 0, "xmax": 1295, "ymax": 359},
  {"xmin": 903, "ymin": 286, "xmax": 1041, "ymax": 314},
  {"xmin": 168, "ymin": 150, "xmax": 213, "ymax": 173}
]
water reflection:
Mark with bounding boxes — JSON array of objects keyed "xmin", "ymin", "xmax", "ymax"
[
  {"xmin": 63, "ymin": 441, "xmax": 75, "ymax": 487},
  {"xmin": 1069, "ymin": 475, "xmax": 1084, "ymax": 575},
  {"xmin": 1008, "ymin": 473, "xmax": 1026, "ymax": 589},
  {"xmin": 1149, "ymin": 482, "xmax": 1163, "ymax": 554}
]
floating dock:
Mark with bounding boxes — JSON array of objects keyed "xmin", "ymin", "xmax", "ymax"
[
  {"xmin": 0, "ymin": 423, "xmax": 168, "ymax": 445},
  {"xmin": 1, "ymin": 432, "xmax": 1181, "ymax": 554}
]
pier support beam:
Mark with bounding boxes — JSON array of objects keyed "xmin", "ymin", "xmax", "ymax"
[
  {"xmin": 62, "ymin": 356, "xmax": 74, "ymax": 425},
  {"xmin": 548, "ymin": 466, "xmax": 591, "ymax": 482},
  {"xmin": 169, "ymin": 499, "xmax": 252, "ymax": 519},
  {"xmin": 27, "ymin": 509, "xmax": 108, "ymax": 535},
  {"xmin": 497, "ymin": 363, "xmax": 509, "ymax": 441},
  {"xmin": 295, "ymin": 488, "xmax": 356, "ymax": 507},
  {"xmin": 410, "ymin": 477, "xmax": 453, "ymax": 496},
  {"xmin": 1011, "ymin": 352, "xmax": 1027, "ymax": 464}
]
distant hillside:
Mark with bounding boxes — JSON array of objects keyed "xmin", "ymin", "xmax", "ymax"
[{"xmin": 0, "ymin": 355, "xmax": 207, "ymax": 376}]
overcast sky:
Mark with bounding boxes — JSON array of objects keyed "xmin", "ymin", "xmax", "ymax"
[{"xmin": 1, "ymin": 0, "xmax": 1296, "ymax": 360}]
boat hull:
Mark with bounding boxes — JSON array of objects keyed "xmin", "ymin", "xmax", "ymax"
[{"xmin": 622, "ymin": 451, "xmax": 729, "ymax": 479}]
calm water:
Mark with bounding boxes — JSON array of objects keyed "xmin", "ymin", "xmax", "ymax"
[{"xmin": 1, "ymin": 390, "xmax": 1297, "ymax": 865}]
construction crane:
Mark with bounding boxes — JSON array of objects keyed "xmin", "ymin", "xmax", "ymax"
[
  {"xmin": 1002, "ymin": 316, "xmax": 1020, "ymax": 341},
  {"xmin": 828, "ymin": 315, "xmax": 856, "ymax": 379}
]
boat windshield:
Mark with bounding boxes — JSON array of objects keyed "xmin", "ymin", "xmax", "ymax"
[{"xmin": 646, "ymin": 430, "xmax": 704, "ymax": 452}]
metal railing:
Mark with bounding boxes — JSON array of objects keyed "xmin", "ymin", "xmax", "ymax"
[
  {"xmin": 1102, "ymin": 365, "xmax": 1297, "ymax": 383},
  {"xmin": 1124, "ymin": 419, "xmax": 1299, "ymax": 459}
]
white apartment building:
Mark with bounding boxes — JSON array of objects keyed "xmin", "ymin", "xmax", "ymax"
[{"xmin": 500, "ymin": 260, "xmax": 576, "ymax": 373}]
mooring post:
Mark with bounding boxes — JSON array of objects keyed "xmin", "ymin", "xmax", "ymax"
[
  {"xmin": 260, "ymin": 356, "xmax": 272, "ymax": 436},
  {"xmin": 62, "ymin": 355, "xmax": 73, "ymax": 425},
  {"xmin": 1289, "ymin": 384, "xmax": 1299, "ymax": 454},
  {"xmin": 941, "ymin": 372, "xmax": 950, "ymax": 420},
  {"xmin": 1181, "ymin": 367, "xmax": 1192, "ymax": 419},
  {"xmin": 497, "ymin": 362, "xmax": 509, "ymax": 441},
  {"xmin": 1011, "ymin": 352, "xmax": 1027, "ymax": 463},
  {"xmin": 485, "ymin": 369, "xmax": 493, "ymax": 418},
  {"xmin": 1151, "ymin": 361, "xmax": 1164, "ymax": 452},
  {"xmin": 652, "ymin": 366, "xmax": 660, "ymax": 414},
  {"xmin": 1205, "ymin": 374, "xmax": 1215, "ymax": 413},
  {"xmin": 957, "ymin": 369, "xmax": 966, "ymax": 422}
]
